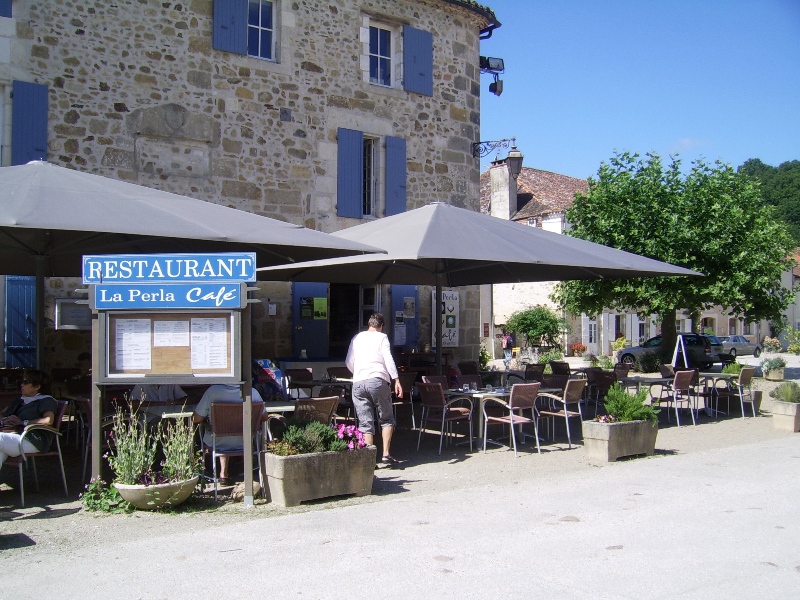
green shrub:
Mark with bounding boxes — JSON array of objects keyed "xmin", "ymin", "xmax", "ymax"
[
  {"xmin": 635, "ymin": 352, "xmax": 661, "ymax": 373},
  {"xmin": 537, "ymin": 349, "xmax": 564, "ymax": 365},
  {"xmin": 601, "ymin": 384, "xmax": 659, "ymax": 424},
  {"xmin": 597, "ymin": 355, "xmax": 614, "ymax": 370},
  {"xmin": 769, "ymin": 382, "xmax": 800, "ymax": 403},
  {"xmin": 760, "ymin": 356, "xmax": 787, "ymax": 374},
  {"xmin": 268, "ymin": 419, "xmax": 361, "ymax": 456},
  {"xmin": 721, "ymin": 361, "xmax": 743, "ymax": 375},
  {"xmin": 478, "ymin": 345, "xmax": 491, "ymax": 370}
]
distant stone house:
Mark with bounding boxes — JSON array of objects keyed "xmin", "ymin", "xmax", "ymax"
[
  {"xmin": 0, "ymin": 0, "xmax": 499, "ymax": 368},
  {"xmin": 480, "ymin": 156, "xmax": 768, "ymax": 357}
]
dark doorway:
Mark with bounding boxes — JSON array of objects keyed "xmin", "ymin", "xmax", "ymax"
[{"xmin": 329, "ymin": 283, "xmax": 360, "ymax": 358}]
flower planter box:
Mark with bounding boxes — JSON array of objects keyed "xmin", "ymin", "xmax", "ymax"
[
  {"xmin": 770, "ymin": 401, "xmax": 800, "ymax": 432},
  {"xmin": 764, "ymin": 368, "xmax": 785, "ymax": 381},
  {"xmin": 263, "ymin": 445, "xmax": 377, "ymax": 507},
  {"xmin": 582, "ymin": 420, "xmax": 658, "ymax": 463},
  {"xmin": 114, "ymin": 475, "xmax": 199, "ymax": 510}
]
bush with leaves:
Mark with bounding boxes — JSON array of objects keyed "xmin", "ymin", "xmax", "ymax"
[
  {"xmin": 536, "ymin": 349, "xmax": 564, "ymax": 365},
  {"xmin": 268, "ymin": 419, "xmax": 367, "ymax": 456},
  {"xmin": 600, "ymin": 384, "xmax": 659, "ymax": 424},
  {"xmin": 635, "ymin": 352, "xmax": 662, "ymax": 373},
  {"xmin": 721, "ymin": 361, "xmax": 743, "ymax": 375},
  {"xmin": 769, "ymin": 382, "xmax": 800, "ymax": 403},
  {"xmin": 478, "ymin": 345, "xmax": 491, "ymax": 370},
  {"xmin": 81, "ymin": 477, "xmax": 131, "ymax": 513},
  {"xmin": 506, "ymin": 306, "xmax": 570, "ymax": 350}
]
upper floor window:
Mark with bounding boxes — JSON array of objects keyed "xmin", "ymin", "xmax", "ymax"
[
  {"xmin": 359, "ymin": 18, "xmax": 433, "ymax": 96},
  {"xmin": 369, "ymin": 26, "xmax": 392, "ymax": 86},
  {"xmin": 214, "ymin": 0, "xmax": 278, "ymax": 62},
  {"xmin": 248, "ymin": 0, "xmax": 275, "ymax": 60}
]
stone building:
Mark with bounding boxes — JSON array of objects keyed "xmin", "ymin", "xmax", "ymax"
[{"xmin": 0, "ymin": 0, "xmax": 499, "ymax": 368}]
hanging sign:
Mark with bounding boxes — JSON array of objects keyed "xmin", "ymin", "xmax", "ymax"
[
  {"xmin": 92, "ymin": 283, "xmax": 245, "ymax": 310},
  {"xmin": 431, "ymin": 290, "xmax": 459, "ymax": 348},
  {"xmin": 83, "ymin": 252, "xmax": 257, "ymax": 284}
]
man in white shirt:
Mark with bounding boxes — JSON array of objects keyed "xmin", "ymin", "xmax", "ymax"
[{"xmin": 345, "ymin": 312, "xmax": 403, "ymax": 467}]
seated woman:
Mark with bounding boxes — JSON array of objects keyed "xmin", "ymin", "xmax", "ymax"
[{"xmin": 0, "ymin": 369, "xmax": 58, "ymax": 468}]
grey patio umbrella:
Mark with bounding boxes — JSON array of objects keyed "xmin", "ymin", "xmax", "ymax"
[
  {"xmin": 259, "ymin": 202, "xmax": 701, "ymax": 372},
  {"xmin": 0, "ymin": 161, "xmax": 383, "ymax": 364}
]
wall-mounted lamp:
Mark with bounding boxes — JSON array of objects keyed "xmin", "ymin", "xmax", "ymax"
[
  {"xmin": 479, "ymin": 56, "xmax": 505, "ymax": 73},
  {"xmin": 505, "ymin": 145, "xmax": 524, "ymax": 180},
  {"xmin": 472, "ymin": 139, "xmax": 524, "ymax": 179},
  {"xmin": 489, "ymin": 77, "xmax": 503, "ymax": 96}
]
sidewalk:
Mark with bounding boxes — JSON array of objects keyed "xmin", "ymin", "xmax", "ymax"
[{"xmin": 3, "ymin": 415, "xmax": 799, "ymax": 598}]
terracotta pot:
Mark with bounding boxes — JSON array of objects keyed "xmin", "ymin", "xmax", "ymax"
[
  {"xmin": 114, "ymin": 475, "xmax": 199, "ymax": 510},
  {"xmin": 582, "ymin": 420, "xmax": 658, "ymax": 463},
  {"xmin": 263, "ymin": 445, "xmax": 377, "ymax": 507}
]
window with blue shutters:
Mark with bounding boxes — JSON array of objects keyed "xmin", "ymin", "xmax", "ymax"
[
  {"xmin": 403, "ymin": 26, "xmax": 433, "ymax": 96},
  {"xmin": 337, "ymin": 129, "xmax": 407, "ymax": 219},
  {"xmin": 214, "ymin": 0, "xmax": 276, "ymax": 61},
  {"xmin": 11, "ymin": 81, "xmax": 48, "ymax": 165},
  {"xmin": 0, "ymin": 0, "xmax": 11, "ymax": 18}
]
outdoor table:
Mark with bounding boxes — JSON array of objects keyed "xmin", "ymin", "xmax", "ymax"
[
  {"xmin": 698, "ymin": 372, "xmax": 739, "ymax": 415},
  {"xmin": 444, "ymin": 387, "xmax": 561, "ymax": 445}
]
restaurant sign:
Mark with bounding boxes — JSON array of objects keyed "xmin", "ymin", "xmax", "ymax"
[
  {"xmin": 82, "ymin": 252, "xmax": 257, "ymax": 284},
  {"xmin": 92, "ymin": 283, "xmax": 245, "ymax": 310}
]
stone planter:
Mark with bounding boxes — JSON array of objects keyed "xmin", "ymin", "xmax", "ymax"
[
  {"xmin": 582, "ymin": 420, "xmax": 658, "ymax": 463},
  {"xmin": 263, "ymin": 445, "xmax": 377, "ymax": 507},
  {"xmin": 764, "ymin": 368, "xmax": 785, "ymax": 381},
  {"xmin": 770, "ymin": 401, "xmax": 800, "ymax": 432},
  {"xmin": 114, "ymin": 475, "xmax": 199, "ymax": 510}
]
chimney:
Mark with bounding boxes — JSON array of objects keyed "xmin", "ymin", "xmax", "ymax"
[{"xmin": 489, "ymin": 156, "xmax": 518, "ymax": 221}]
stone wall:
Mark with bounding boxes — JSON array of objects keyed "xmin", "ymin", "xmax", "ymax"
[{"xmin": 0, "ymin": 0, "xmax": 489, "ymax": 364}]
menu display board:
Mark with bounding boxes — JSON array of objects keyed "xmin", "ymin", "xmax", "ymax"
[{"xmin": 105, "ymin": 311, "xmax": 236, "ymax": 377}]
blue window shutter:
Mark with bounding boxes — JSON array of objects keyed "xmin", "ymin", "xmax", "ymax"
[
  {"xmin": 213, "ymin": 0, "xmax": 248, "ymax": 55},
  {"xmin": 385, "ymin": 136, "xmax": 407, "ymax": 216},
  {"xmin": 403, "ymin": 26, "xmax": 433, "ymax": 96},
  {"xmin": 11, "ymin": 81, "xmax": 48, "ymax": 165},
  {"xmin": 337, "ymin": 128, "xmax": 363, "ymax": 218},
  {"xmin": 0, "ymin": 1, "xmax": 11, "ymax": 18}
]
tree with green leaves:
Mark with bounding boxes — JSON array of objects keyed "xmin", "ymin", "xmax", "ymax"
[
  {"xmin": 552, "ymin": 151, "xmax": 795, "ymax": 354},
  {"xmin": 739, "ymin": 158, "xmax": 800, "ymax": 245},
  {"xmin": 506, "ymin": 305, "xmax": 570, "ymax": 349}
]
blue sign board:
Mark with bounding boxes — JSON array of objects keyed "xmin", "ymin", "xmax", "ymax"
[
  {"xmin": 93, "ymin": 283, "xmax": 244, "ymax": 310},
  {"xmin": 83, "ymin": 253, "xmax": 257, "ymax": 284}
]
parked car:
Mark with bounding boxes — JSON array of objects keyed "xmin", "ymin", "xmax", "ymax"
[
  {"xmin": 718, "ymin": 335, "xmax": 762, "ymax": 358},
  {"xmin": 617, "ymin": 333, "xmax": 721, "ymax": 369}
]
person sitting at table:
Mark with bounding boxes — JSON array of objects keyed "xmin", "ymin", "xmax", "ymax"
[
  {"xmin": 0, "ymin": 369, "xmax": 58, "ymax": 468},
  {"xmin": 192, "ymin": 384, "xmax": 263, "ymax": 483}
]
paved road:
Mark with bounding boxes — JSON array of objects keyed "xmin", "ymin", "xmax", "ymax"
[{"xmin": 5, "ymin": 433, "xmax": 799, "ymax": 599}]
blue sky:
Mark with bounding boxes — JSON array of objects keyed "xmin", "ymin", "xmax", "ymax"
[{"xmin": 478, "ymin": 0, "xmax": 800, "ymax": 179}]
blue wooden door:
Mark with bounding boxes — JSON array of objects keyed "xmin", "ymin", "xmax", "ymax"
[
  {"xmin": 5, "ymin": 276, "xmax": 36, "ymax": 368},
  {"xmin": 292, "ymin": 282, "xmax": 329, "ymax": 358}
]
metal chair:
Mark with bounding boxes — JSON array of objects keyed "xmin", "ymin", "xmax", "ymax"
[
  {"xmin": 3, "ymin": 399, "xmax": 69, "ymax": 507},
  {"xmin": 714, "ymin": 367, "xmax": 757, "ymax": 418},
  {"xmin": 415, "ymin": 382, "xmax": 473, "ymax": 455},
  {"xmin": 393, "ymin": 371, "xmax": 419, "ymax": 429},
  {"xmin": 537, "ymin": 379, "xmax": 588, "ymax": 449},
  {"xmin": 660, "ymin": 369, "xmax": 699, "ymax": 426},
  {"xmin": 294, "ymin": 396, "xmax": 339, "ymax": 425},
  {"xmin": 200, "ymin": 401, "xmax": 264, "ymax": 500},
  {"xmin": 483, "ymin": 383, "xmax": 541, "ymax": 456},
  {"xmin": 457, "ymin": 361, "xmax": 479, "ymax": 376},
  {"xmin": 549, "ymin": 361, "xmax": 571, "ymax": 376},
  {"xmin": 284, "ymin": 368, "xmax": 314, "ymax": 399}
]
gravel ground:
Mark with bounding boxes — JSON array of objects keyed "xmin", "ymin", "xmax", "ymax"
[{"xmin": 1, "ymin": 353, "xmax": 796, "ymax": 561}]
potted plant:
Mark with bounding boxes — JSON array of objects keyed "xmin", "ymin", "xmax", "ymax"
[
  {"xmin": 582, "ymin": 383, "xmax": 659, "ymax": 462},
  {"xmin": 760, "ymin": 356, "xmax": 786, "ymax": 381},
  {"xmin": 108, "ymin": 406, "xmax": 201, "ymax": 510},
  {"xmin": 762, "ymin": 336, "xmax": 782, "ymax": 353},
  {"xmin": 262, "ymin": 420, "xmax": 377, "ymax": 507},
  {"xmin": 571, "ymin": 343, "xmax": 587, "ymax": 357},
  {"xmin": 768, "ymin": 382, "xmax": 800, "ymax": 432}
]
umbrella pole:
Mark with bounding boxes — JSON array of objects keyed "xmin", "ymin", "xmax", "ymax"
[
  {"xmin": 242, "ymin": 305, "xmax": 254, "ymax": 508},
  {"xmin": 35, "ymin": 256, "xmax": 46, "ymax": 369},
  {"xmin": 435, "ymin": 273, "xmax": 443, "ymax": 376}
]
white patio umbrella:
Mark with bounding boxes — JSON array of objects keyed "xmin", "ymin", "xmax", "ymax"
[{"xmin": 259, "ymin": 202, "xmax": 702, "ymax": 372}]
